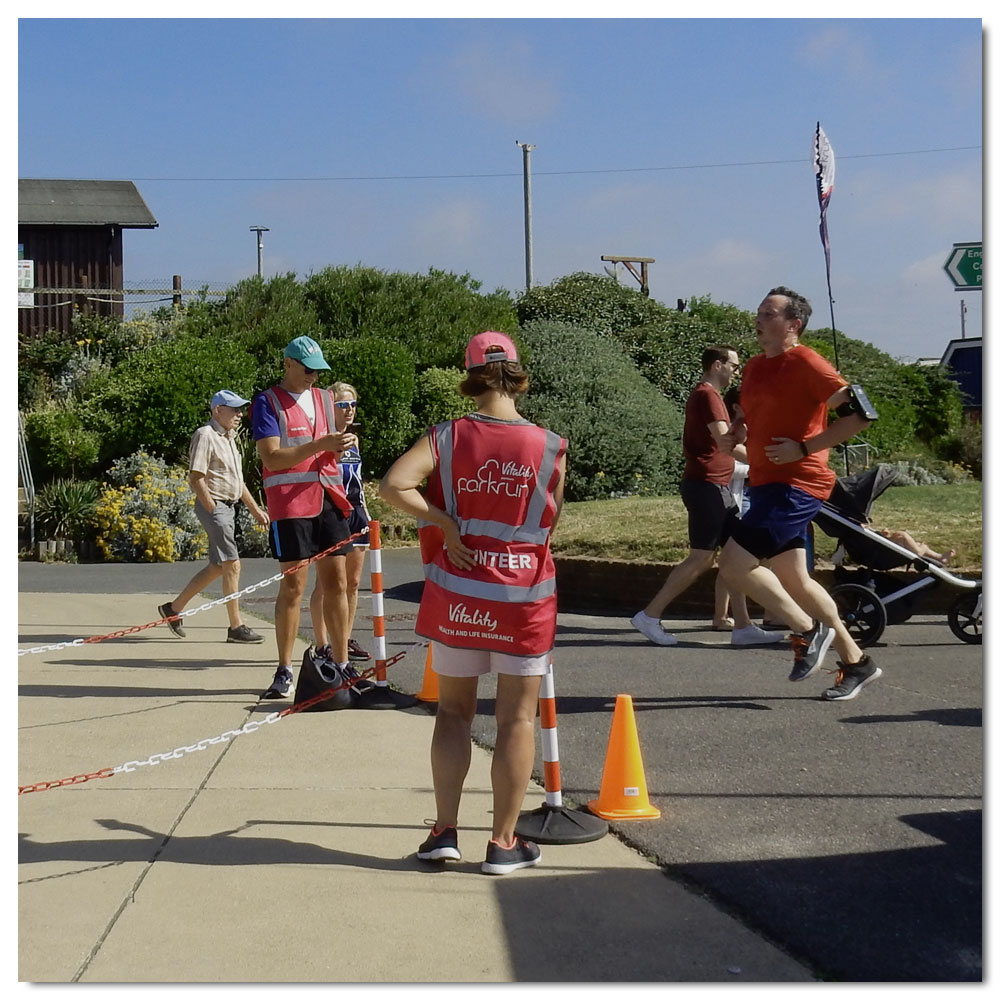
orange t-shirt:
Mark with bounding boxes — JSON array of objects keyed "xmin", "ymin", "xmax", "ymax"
[{"xmin": 739, "ymin": 344, "xmax": 847, "ymax": 500}]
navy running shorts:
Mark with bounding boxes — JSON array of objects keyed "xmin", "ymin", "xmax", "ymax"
[{"xmin": 728, "ymin": 482, "xmax": 823, "ymax": 560}]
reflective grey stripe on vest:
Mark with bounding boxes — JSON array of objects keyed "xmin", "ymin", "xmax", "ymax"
[
  {"xmin": 433, "ymin": 421, "xmax": 563, "ymax": 545},
  {"xmin": 425, "ymin": 562, "xmax": 556, "ymax": 603}
]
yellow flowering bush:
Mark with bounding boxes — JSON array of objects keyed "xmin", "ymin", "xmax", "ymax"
[{"xmin": 95, "ymin": 450, "xmax": 206, "ymax": 563}]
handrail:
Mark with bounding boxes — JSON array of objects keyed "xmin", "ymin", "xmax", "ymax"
[{"xmin": 17, "ymin": 410, "xmax": 36, "ymax": 550}]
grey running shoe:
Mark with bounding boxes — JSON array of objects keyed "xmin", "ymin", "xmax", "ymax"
[
  {"xmin": 417, "ymin": 826, "xmax": 461, "ymax": 861},
  {"xmin": 821, "ymin": 656, "xmax": 882, "ymax": 701},
  {"xmin": 731, "ymin": 624, "xmax": 785, "ymax": 646},
  {"xmin": 158, "ymin": 602, "xmax": 185, "ymax": 638},
  {"xmin": 261, "ymin": 666, "xmax": 293, "ymax": 699},
  {"xmin": 788, "ymin": 620, "xmax": 834, "ymax": 680},
  {"xmin": 482, "ymin": 837, "xmax": 541, "ymax": 875},
  {"xmin": 630, "ymin": 611, "xmax": 679, "ymax": 646},
  {"xmin": 227, "ymin": 624, "xmax": 264, "ymax": 644}
]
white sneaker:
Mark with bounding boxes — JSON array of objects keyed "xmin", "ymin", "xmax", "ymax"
[
  {"xmin": 731, "ymin": 624, "xmax": 786, "ymax": 647},
  {"xmin": 630, "ymin": 611, "xmax": 679, "ymax": 646}
]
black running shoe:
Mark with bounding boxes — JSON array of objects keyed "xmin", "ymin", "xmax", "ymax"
[
  {"xmin": 789, "ymin": 620, "xmax": 834, "ymax": 681},
  {"xmin": 417, "ymin": 826, "xmax": 461, "ymax": 861},
  {"xmin": 158, "ymin": 602, "xmax": 185, "ymax": 638},
  {"xmin": 481, "ymin": 837, "xmax": 541, "ymax": 875},
  {"xmin": 227, "ymin": 624, "xmax": 264, "ymax": 644},
  {"xmin": 821, "ymin": 655, "xmax": 882, "ymax": 701},
  {"xmin": 348, "ymin": 638, "xmax": 372, "ymax": 661},
  {"xmin": 261, "ymin": 666, "xmax": 293, "ymax": 699}
]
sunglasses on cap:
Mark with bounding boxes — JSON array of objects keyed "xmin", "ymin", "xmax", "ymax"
[{"xmin": 335, "ymin": 400, "xmax": 358, "ymax": 409}]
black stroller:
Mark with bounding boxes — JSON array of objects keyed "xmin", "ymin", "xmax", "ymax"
[{"xmin": 812, "ymin": 464, "xmax": 982, "ymax": 647}]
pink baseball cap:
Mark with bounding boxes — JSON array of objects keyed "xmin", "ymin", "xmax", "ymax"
[{"xmin": 465, "ymin": 331, "xmax": 519, "ymax": 370}]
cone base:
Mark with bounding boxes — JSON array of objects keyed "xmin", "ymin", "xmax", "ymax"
[
  {"xmin": 515, "ymin": 803, "xmax": 609, "ymax": 845},
  {"xmin": 587, "ymin": 799, "xmax": 661, "ymax": 821}
]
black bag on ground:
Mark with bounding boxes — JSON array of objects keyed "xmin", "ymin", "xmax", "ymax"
[{"xmin": 293, "ymin": 646, "xmax": 359, "ymax": 711}]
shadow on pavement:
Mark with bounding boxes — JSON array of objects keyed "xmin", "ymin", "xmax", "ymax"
[{"xmin": 673, "ymin": 808, "xmax": 982, "ymax": 982}]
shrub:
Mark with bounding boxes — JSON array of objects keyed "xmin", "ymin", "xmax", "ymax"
[
  {"xmin": 934, "ymin": 418, "xmax": 982, "ymax": 480},
  {"xmin": 233, "ymin": 501, "xmax": 270, "ymax": 558},
  {"xmin": 23, "ymin": 403, "xmax": 102, "ymax": 483},
  {"xmin": 317, "ymin": 335, "xmax": 416, "ymax": 476},
  {"xmin": 305, "ymin": 266, "xmax": 518, "ymax": 369},
  {"xmin": 516, "ymin": 320, "xmax": 685, "ymax": 501},
  {"xmin": 412, "ymin": 366, "xmax": 476, "ymax": 433},
  {"xmin": 34, "ymin": 478, "xmax": 101, "ymax": 541},
  {"xmin": 95, "ymin": 450, "xmax": 206, "ymax": 563},
  {"xmin": 83, "ymin": 334, "xmax": 260, "ymax": 465},
  {"xmin": 516, "ymin": 271, "xmax": 673, "ymax": 336},
  {"xmin": 186, "ymin": 273, "xmax": 322, "ymax": 368}
]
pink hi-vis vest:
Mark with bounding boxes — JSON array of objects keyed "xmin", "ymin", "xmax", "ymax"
[
  {"xmin": 260, "ymin": 386, "xmax": 353, "ymax": 520},
  {"xmin": 416, "ymin": 414, "xmax": 567, "ymax": 656}
]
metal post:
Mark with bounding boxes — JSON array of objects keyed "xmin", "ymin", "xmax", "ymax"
[
  {"xmin": 250, "ymin": 226, "xmax": 269, "ymax": 278},
  {"xmin": 960, "ymin": 299, "xmax": 967, "ymax": 339},
  {"xmin": 516, "ymin": 142, "xmax": 535, "ymax": 289},
  {"xmin": 172, "ymin": 275, "xmax": 182, "ymax": 309}
]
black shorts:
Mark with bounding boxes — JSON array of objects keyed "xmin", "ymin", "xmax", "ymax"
[
  {"xmin": 268, "ymin": 494, "xmax": 350, "ymax": 563},
  {"xmin": 679, "ymin": 478, "xmax": 738, "ymax": 551}
]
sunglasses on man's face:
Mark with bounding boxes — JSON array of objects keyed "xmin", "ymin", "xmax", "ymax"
[{"xmin": 335, "ymin": 400, "xmax": 358, "ymax": 409}]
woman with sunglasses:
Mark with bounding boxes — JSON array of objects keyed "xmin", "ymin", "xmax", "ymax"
[{"xmin": 309, "ymin": 382, "xmax": 372, "ymax": 664}]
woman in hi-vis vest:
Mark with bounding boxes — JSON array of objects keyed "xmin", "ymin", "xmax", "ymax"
[{"xmin": 380, "ymin": 332, "xmax": 567, "ymax": 876}]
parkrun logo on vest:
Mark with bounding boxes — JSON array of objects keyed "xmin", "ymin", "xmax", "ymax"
[
  {"xmin": 457, "ymin": 459, "xmax": 531, "ymax": 498},
  {"xmin": 448, "ymin": 603, "xmax": 498, "ymax": 632}
]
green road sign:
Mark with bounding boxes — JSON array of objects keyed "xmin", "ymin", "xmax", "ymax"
[{"xmin": 944, "ymin": 242, "xmax": 982, "ymax": 289}]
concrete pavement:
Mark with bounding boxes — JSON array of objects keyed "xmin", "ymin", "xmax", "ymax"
[{"xmin": 18, "ymin": 557, "xmax": 816, "ymax": 984}]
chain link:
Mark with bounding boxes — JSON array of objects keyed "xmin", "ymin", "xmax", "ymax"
[{"xmin": 18, "ymin": 529, "xmax": 367, "ymax": 657}]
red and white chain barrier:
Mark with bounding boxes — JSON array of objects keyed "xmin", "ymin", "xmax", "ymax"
[
  {"xmin": 17, "ymin": 528, "xmax": 370, "ymax": 658},
  {"xmin": 18, "ymin": 521, "xmax": 420, "ymax": 795}
]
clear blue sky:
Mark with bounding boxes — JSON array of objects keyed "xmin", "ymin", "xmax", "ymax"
[{"xmin": 18, "ymin": 16, "xmax": 984, "ymax": 362}]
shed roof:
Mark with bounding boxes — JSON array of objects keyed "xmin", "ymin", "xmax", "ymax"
[{"xmin": 18, "ymin": 179, "xmax": 158, "ymax": 228}]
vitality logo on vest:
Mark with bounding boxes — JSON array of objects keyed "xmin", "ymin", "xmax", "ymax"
[
  {"xmin": 448, "ymin": 603, "xmax": 498, "ymax": 631},
  {"xmin": 456, "ymin": 459, "xmax": 530, "ymax": 498}
]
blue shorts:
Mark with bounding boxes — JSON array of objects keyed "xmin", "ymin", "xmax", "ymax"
[{"xmin": 729, "ymin": 482, "xmax": 822, "ymax": 560}]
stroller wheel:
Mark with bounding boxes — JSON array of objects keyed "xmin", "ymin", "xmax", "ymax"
[
  {"xmin": 948, "ymin": 589, "xmax": 982, "ymax": 645},
  {"xmin": 831, "ymin": 583, "xmax": 887, "ymax": 648}
]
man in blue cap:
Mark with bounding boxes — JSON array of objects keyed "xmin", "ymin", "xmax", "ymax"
[
  {"xmin": 252, "ymin": 336, "xmax": 360, "ymax": 699},
  {"xmin": 158, "ymin": 389, "xmax": 270, "ymax": 643}
]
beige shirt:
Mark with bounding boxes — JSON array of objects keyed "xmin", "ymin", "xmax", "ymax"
[{"xmin": 188, "ymin": 418, "xmax": 244, "ymax": 501}]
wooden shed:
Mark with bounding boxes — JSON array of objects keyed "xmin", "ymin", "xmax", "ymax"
[{"xmin": 18, "ymin": 178, "xmax": 158, "ymax": 337}]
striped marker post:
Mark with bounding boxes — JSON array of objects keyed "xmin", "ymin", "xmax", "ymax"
[
  {"xmin": 358, "ymin": 520, "xmax": 416, "ymax": 710},
  {"xmin": 514, "ymin": 656, "xmax": 608, "ymax": 844}
]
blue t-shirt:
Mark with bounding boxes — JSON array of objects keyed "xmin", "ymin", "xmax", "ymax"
[{"xmin": 251, "ymin": 391, "xmax": 281, "ymax": 441}]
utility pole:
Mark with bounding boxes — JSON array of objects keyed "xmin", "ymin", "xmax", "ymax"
[
  {"xmin": 515, "ymin": 141, "xmax": 535, "ymax": 289},
  {"xmin": 250, "ymin": 226, "xmax": 269, "ymax": 278}
]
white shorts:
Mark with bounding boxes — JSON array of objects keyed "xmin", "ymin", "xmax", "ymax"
[{"xmin": 430, "ymin": 641, "xmax": 550, "ymax": 678}]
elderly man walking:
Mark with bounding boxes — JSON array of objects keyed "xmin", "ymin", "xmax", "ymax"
[{"xmin": 158, "ymin": 389, "xmax": 269, "ymax": 643}]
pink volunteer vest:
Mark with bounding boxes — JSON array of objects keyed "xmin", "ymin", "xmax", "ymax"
[
  {"xmin": 260, "ymin": 386, "xmax": 353, "ymax": 520},
  {"xmin": 416, "ymin": 414, "xmax": 566, "ymax": 656}
]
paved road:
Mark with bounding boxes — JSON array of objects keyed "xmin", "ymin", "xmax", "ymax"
[{"xmin": 19, "ymin": 550, "xmax": 983, "ymax": 981}]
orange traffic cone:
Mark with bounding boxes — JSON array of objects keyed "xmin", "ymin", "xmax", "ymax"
[
  {"xmin": 416, "ymin": 645, "xmax": 439, "ymax": 702},
  {"xmin": 587, "ymin": 694, "xmax": 661, "ymax": 820}
]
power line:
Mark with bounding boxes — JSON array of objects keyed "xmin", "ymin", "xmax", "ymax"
[{"xmin": 67, "ymin": 144, "xmax": 980, "ymax": 183}]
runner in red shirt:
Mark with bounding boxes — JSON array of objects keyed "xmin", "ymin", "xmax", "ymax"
[
  {"xmin": 631, "ymin": 346, "xmax": 781, "ymax": 648},
  {"xmin": 718, "ymin": 287, "xmax": 881, "ymax": 701}
]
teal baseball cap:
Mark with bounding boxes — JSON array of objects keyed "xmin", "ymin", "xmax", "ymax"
[{"xmin": 284, "ymin": 335, "xmax": 331, "ymax": 370}]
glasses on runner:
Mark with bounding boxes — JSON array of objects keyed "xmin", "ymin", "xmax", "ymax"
[{"xmin": 335, "ymin": 400, "xmax": 358, "ymax": 409}]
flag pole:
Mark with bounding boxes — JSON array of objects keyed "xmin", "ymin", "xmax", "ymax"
[{"xmin": 813, "ymin": 122, "xmax": 847, "ymax": 474}]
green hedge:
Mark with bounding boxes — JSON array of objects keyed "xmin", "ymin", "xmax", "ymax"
[{"xmin": 516, "ymin": 320, "xmax": 685, "ymax": 501}]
